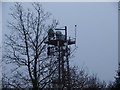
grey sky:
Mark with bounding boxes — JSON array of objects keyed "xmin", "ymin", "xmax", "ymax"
[{"xmin": 2, "ymin": 2, "xmax": 118, "ymax": 83}]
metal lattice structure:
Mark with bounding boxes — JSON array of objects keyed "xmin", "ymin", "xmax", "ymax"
[{"xmin": 44, "ymin": 26, "xmax": 76, "ymax": 89}]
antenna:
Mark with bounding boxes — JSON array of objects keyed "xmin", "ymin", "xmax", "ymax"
[
  {"xmin": 44, "ymin": 26, "xmax": 76, "ymax": 89},
  {"xmin": 75, "ymin": 25, "xmax": 77, "ymax": 47}
]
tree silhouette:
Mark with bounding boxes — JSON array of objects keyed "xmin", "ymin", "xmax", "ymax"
[
  {"xmin": 3, "ymin": 2, "xmax": 58, "ymax": 89},
  {"xmin": 69, "ymin": 66, "xmax": 106, "ymax": 89},
  {"xmin": 113, "ymin": 70, "xmax": 120, "ymax": 88}
]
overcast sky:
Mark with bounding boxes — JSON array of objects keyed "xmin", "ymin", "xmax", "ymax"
[{"xmin": 2, "ymin": 2, "xmax": 118, "ymax": 83}]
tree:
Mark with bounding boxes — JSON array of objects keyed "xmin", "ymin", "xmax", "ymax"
[
  {"xmin": 86, "ymin": 74, "xmax": 106, "ymax": 89},
  {"xmin": 3, "ymin": 2, "xmax": 58, "ymax": 89},
  {"xmin": 108, "ymin": 70, "xmax": 120, "ymax": 89},
  {"xmin": 70, "ymin": 66, "xmax": 89, "ymax": 89},
  {"xmin": 69, "ymin": 66, "xmax": 106, "ymax": 89}
]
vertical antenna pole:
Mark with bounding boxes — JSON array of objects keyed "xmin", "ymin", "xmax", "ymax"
[{"xmin": 75, "ymin": 25, "xmax": 77, "ymax": 47}]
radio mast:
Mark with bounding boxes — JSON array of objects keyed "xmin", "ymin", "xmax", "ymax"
[{"xmin": 45, "ymin": 26, "xmax": 76, "ymax": 89}]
